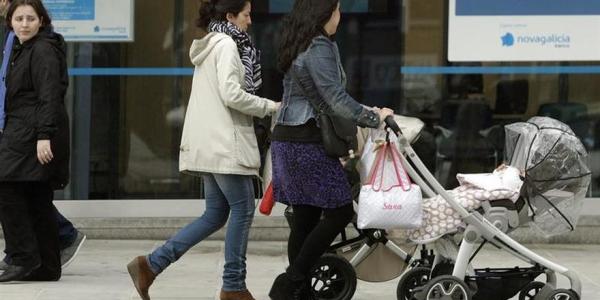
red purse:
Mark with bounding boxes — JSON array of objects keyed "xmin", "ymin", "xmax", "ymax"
[{"xmin": 259, "ymin": 182, "xmax": 275, "ymax": 215}]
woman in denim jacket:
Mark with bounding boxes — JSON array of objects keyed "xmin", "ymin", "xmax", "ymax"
[{"xmin": 268, "ymin": 1, "xmax": 393, "ymax": 299}]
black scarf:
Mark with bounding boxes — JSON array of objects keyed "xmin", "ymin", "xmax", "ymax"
[{"xmin": 208, "ymin": 21, "xmax": 262, "ymax": 94}]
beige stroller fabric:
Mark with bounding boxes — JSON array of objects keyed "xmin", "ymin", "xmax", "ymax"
[
  {"xmin": 336, "ymin": 241, "xmax": 417, "ymax": 282},
  {"xmin": 408, "ymin": 166, "xmax": 522, "ymax": 243},
  {"xmin": 356, "ymin": 114, "xmax": 424, "ymax": 154}
]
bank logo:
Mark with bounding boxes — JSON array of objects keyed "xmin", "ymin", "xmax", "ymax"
[
  {"xmin": 500, "ymin": 32, "xmax": 571, "ymax": 48},
  {"xmin": 501, "ymin": 33, "xmax": 515, "ymax": 47}
]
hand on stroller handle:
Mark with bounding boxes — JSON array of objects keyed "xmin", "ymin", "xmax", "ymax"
[{"xmin": 384, "ymin": 116, "xmax": 402, "ymax": 135}]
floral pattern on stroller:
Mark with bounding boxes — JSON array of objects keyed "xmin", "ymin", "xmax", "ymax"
[{"xmin": 407, "ymin": 173, "xmax": 520, "ymax": 244}]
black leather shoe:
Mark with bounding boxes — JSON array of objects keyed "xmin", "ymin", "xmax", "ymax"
[{"xmin": 0, "ymin": 264, "xmax": 40, "ymax": 282}]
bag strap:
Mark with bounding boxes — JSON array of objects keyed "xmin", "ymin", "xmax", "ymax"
[
  {"xmin": 288, "ymin": 67, "xmax": 327, "ymax": 116},
  {"xmin": 388, "ymin": 142, "xmax": 412, "ymax": 191},
  {"xmin": 366, "ymin": 143, "xmax": 388, "ymax": 190},
  {"xmin": 367, "ymin": 142, "xmax": 412, "ymax": 192},
  {"xmin": 372, "ymin": 144, "xmax": 400, "ymax": 192}
]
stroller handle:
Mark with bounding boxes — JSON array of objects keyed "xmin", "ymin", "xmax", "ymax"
[{"xmin": 384, "ymin": 116, "xmax": 402, "ymax": 135}]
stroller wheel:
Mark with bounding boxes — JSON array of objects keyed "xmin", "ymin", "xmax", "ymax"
[
  {"xmin": 310, "ymin": 254, "xmax": 357, "ymax": 300},
  {"xmin": 396, "ymin": 267, "xmax": 431, "ymax": 300},
  {"xmin": 414, "ymin": 275, "xmax": 473, "ymax": 300},
  {"xmin": 546, "ymin": 289, "xmax": 580, "ymax": 300},
  {"xmin": 518, "ymin": 281, "xmax": 545, "ymax": 300}
]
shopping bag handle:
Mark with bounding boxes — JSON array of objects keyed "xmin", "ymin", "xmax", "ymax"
[
  {"xmin": 367, "ymin": 142, "xmax": 412, "ymax": 192},
  {"xmin": 366, "ymin": 142, "xmax": 387, "ymax": 188},
  {"xmin": 388, "ymin": 142, "xmax": 412, "ymax": 190}
]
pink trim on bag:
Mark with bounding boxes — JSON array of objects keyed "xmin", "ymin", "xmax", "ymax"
[
  {"xmin": 389, "ymin": 142, "xmax": 412, "ymax": 191},
  {"xmin": 367, "ymin": 142, "xmax": 412, "ymax": 192},
  {"xmin": 366, "ymin": 143, "xmax": 387, "ymax": 187}
]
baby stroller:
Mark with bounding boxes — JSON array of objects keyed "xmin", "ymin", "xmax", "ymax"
[
  {"xmin": 392, "ymin": 116, "xmax": 590, "ymax": 300},
  {"xmin": 296, "ymin": 116, "xmax": 590, "ymax": 300},
  {"xmin": 283, "ymin": 116, "xmax": 437, "ymax": 300}
]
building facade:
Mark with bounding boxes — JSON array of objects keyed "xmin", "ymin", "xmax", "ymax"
[{"xmin": 6, "ymin": 1, "xmax": 599, "ymax": 209}]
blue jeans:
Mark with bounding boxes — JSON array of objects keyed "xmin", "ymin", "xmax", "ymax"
[{"xmin": 147, "ymin": 173, "xmax": 255, "ymax": 292}]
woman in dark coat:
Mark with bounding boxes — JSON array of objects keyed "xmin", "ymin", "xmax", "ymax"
[{"xmin": 0, "ymin": 0, "xmax": 69, "ymax": 282}]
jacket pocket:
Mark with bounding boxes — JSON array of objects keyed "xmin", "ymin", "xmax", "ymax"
[
  {"xmin": 234, "ymin": 125, "xmax": 260, "ymax": 169},
  {"xmin": 2, "ymin": 120, "xmax": 36, "ymax": 155},
  {"xmin": 6, "ymin": 138, "xmax": 35, "ymax": 156}
]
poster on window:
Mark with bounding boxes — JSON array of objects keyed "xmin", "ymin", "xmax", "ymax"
[
  {"xmin": 45, "ymin": 0, "xmax": 134, "ymax": 42},
  {"xmin": 448, "ymin": 0, "xmax": 600, "ymax": 61}
]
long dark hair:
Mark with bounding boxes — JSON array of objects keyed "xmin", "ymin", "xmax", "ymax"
[
  {"xmin": 277, "ymin": 0, "xmax": 339, "ymax": 72},
  {"xmin": 197, "ymin": 0, "xmax": 249, "ymax": 29},
  {"xmin": 6, "ymin": 0, "xmax": 52, "ymax": 30}
]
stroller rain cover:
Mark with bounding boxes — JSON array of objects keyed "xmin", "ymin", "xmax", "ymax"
[{"xmin": 505, "ymin": 116, "xmax": 591, "ymax": 237}]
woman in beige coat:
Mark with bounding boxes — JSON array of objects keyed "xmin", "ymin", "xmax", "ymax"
[{"xmin": 126, "ymin": 1, "xmax": 278, "ymax": 300}]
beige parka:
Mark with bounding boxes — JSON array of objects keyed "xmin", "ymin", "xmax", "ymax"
[{"xmin": 179, "ymin": 32, "xmax": 278, "ymax": 177}]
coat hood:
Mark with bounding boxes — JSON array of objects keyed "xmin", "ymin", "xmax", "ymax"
[
  {"xmin": 22, "ymin": 27, "xmax": 67, "ymax": 56},
  {"xmin": 190, "ymin": 32, "xmax": 230, "ymax": 66}
]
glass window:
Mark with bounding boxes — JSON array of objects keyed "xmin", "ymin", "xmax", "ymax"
[
  {"xmin": 402, "ymin": 0, "xmax": 597, "ymax": 195},
  {"xmin": 53, "ymin": 0, "xmax": 597, "ymax": 199},
  {"xmin": 65, "ymin": 0, "xmax": 203, "ymax": 199}
]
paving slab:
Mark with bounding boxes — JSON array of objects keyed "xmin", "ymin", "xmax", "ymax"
[{"xmin": 0, "ymin": 240, "xmax": 598, "ymax": 299}]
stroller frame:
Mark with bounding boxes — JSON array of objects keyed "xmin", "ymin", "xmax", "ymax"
[
  {"xmin": 332, "ymin": 225, "xmax": 413, "ymax": 268},
  {"xmin": 388, "ymin": 121, "xmax": 582, "ymax": 298}
]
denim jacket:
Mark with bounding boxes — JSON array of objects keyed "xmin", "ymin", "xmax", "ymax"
[{"xmin": 276, "ymin": 35, "xmax": 378, "ymax": 128}]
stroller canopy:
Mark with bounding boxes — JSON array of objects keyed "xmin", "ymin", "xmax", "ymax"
[{"xmin": 504, "ymin": 116, "xmax": 591, "ymax": 236}]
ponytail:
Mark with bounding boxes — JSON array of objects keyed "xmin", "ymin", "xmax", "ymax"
[
  {"xmin": 196, "ymin": 0, "xmax": 217, "ymax": 29},
  {"xmin": 196, "ymin": 0, "xmax": 250, "ymax": 29}
]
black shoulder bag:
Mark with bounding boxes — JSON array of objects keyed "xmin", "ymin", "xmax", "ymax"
[{"xmin": 290, "ymin": 69, "xmax": 358, "ymax": 158}]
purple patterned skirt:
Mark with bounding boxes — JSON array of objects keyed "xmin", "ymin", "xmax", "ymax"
[{"xmin": 271, "ymin": 141, "xmax": 352, "ymax": 209}]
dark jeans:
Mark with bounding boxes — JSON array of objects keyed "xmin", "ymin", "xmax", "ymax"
[
  {"xmin": 287, "ymin": 204, "xmax": 354, "ymax": 277},
  {"xmin": 0, "ymin": 132, "xmax": 76, "ymax": 264},
  {"xmin": 1, "ymin": 202, "xmax": 76, "ymax": 262},
  {"xmin": 55, "ymin": 207, "xmax": 77, "ymax": 250},
  {"xmin": 0, "ymin": 182, "xmax": 61, "ymax": 280}
]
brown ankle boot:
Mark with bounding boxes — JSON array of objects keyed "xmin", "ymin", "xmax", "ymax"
[
  {"xmin": 219, "ymin": 289, "xmax": 256, "ymax": 300},
  {"xmin": 127, "ymin": 256, "xmax": 156, "ymax": 300}
]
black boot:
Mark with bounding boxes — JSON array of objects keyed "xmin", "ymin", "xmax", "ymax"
[
  {"xmin": 0, "ymin": 263, "xmax": 41, "ymax": 282},
  {"xmin": 302, "ymin": 280, "xmax": 316, "ymax": 300},
  {"xmin": 269, "ymin": 272, "xmax": 308, "ymax": 300},
  {"xmin": 22, "ymin": 265, "xmax": 61, "ymax": 281}
]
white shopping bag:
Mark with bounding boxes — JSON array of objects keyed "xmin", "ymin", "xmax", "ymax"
[
  {"xmin": 358, "ymin": 131, "xmax": 379, "ymax": 184},
  {"xmin": 357, "ymin": 142, "xmax": 423, "ymax": 230},
  {"xmin": 262, "ymin": 147, "xmax": 272, "ymax": 191}
]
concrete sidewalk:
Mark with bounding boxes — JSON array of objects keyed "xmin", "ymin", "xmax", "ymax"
[{"xmin": 0, "ymin": 240, "xmax": 599, "ymax": 300}]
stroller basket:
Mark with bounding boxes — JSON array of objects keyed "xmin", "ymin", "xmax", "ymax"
[{"xmin": 468, "ymin": 267, "xmax": 544, "ymax": 300}]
